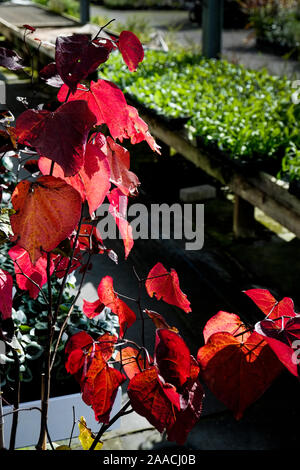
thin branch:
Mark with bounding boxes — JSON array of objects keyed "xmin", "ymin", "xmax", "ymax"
[
  {"xmin": 93, "ymin": 19, "xmax": 116, "ymax": 41},
  {"xmin": 89, "ymin": 400, "xmax": 131, "ymax": 451},
  {"xmin": 8, "ymin": 347, "xmax": 20, "ymax": 451},
  {"xmin": 50, "ymin": 251, "xmax": 92, "ymax": 371}
]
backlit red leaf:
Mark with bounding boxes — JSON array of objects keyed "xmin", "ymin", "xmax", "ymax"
[
  {"xmin": 108, "ymin": 188, "xmax": 134, "ymax": 259},
  {"xmin": 0, "ymin": 269, "xmax": 13, "ymax": 320},
  {"xmin": 115, "ymin": 346, "xmax": 152, "ymax": 379},
  {"xmin": 145, "ymin": 262, "xmax": 191, "ymax": 313},
  {"xmin": 15, "ymin": 101, "xmax": 96, "ymax": 177},
  {"xmin": 83, "ymin": 276, "xmax": 136, "ymax": 336},
  {"xmin": 203, "ymin": 311, "xmax": 249, "ymax": 343},
  {"xmin": 255, "ymin": 316, "xmax": 300, "ymax": 377},
  {"xmin": 104, "ymin": 136, "xmax": 140, "ymax": 196},
  {"xmin": 10, "ymin": 176, "xmax": 82, "ymax": 264},
  {"xmin": 57, "ymin": 81, "xmax": 160, "ymax": 152},
  {"xmin": 197, "ymin": 329, "xmax": 283, "ymax": 419},
  {"xmin": 244, "ymin": 288, "xmax": 296, "ymax": 319},
  {"xmin": 118, "ymin": 31, "xmax": 144, "ymax": 72},
  {"xmin": 8, "ymin": 245, "xmax": 54, "ymax": 299}
]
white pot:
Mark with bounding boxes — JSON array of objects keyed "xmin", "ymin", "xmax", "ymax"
[{"xmin": 2, "ymin": 389, "xmax": 121, "ymax": 449}]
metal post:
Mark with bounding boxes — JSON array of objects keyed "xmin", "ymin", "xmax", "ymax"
[
  {"xmin": 80, "ymin": 0, "xmax": 90, "ymax": 24},
  {"xmin": 202, "ymin": 0, "xmax": 224, "ymax": 59}
]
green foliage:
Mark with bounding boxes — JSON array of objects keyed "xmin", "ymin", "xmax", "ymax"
[
  {"xmin": 243, "ymin": 0, "xmax": 300, "ymax": 56},
  {"xmin": 102, "ymin": 49, "xmax": 300, "ymax": 176}
]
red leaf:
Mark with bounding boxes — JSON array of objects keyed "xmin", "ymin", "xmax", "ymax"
[
  {"xmin": 39, "ymin": 136, "xmax": 111, "ymax": 216},
  {"xmin": 15, "ymin": 101, "xmax": 96, "ymax": 177},
  {"xmin": 83, "ymin": 298, "xmax": 105, "ymax": 319},
  {"xmin": 244, "ymin": 288, "xmax": 296, "ymax": 319},
  {"xmin": 10, "ymin": 176, "xmax": 82, "ymax": 264},
  {"xmin": 8, "ymin": 245, "xmax": 54, "ymax": 299},
  {"xmin": 197, "ymin": 329, "xmax": 283, "ymax": 419},
  {"xmin": 203, "ymin": 311, "xmax": 249, "ymax": 343},
  {"xmin": 83, "ymin": 276, "xmax": 136, "ymax": 336},
  {"xmin": 81, "ymin": 349, "xmax": 126, "ymax": 423},
  {"xmin": 145, "ymin": 262, "xmax": 191, "ymax": 313},
  {"xmin": 97, "ymin": 333, "xmax": 118, "ymax": 362},
  {"xmin": 78, "ymin": 224, "xmax": 104, "ymax": 253},
  {"xmin": 23, "ymin": 24, "xmax": 36, "ymax": 32},
  {"xmin": 53, "ymin": 238, "xmax": 82, "ymax": 279},
  {"xmin": 65, "ymin": 331, "xmax": 94, "ymax": 374},
  {"xmin": 57, "ymin": 81, "xmax": 160, "ymax": 152},
  {"xmin": 104, "ymin": 136, "xmax": 140, "ymax": 196},
  {"xmin": 0, "ymin": 269, "xmax": 13, "ymax": 320},
  {"xmin": 118, "ymin": 31, "xmax": 144, "ymax": 72},
  {"xmin": 155, "ymin": 329, "xmax": 191, "ymax": 389},
  {"xmin": 255, "ymin": 316, "xmax": 300, "ymax": 377},
  {"xmin": 115, "ymin": 346, "xmax": 152, "ymax": 379},
  {"xmin": 128, "ymin": 366, "xmax": 176, "ymax": 434},
  {"xmin": 128, "ymin": 366, "xmax": 204, "ymax": 445},
  {"xmin": 55, "ymin": 34, "xmax": 114, "ymax": 92},
  {"xmin": 0, "ymin": 47, "xmax": 24, "ymax": 71},
  {"xmin": 107, "ymin": 188, "xmax": 134, "ymax": 259}
]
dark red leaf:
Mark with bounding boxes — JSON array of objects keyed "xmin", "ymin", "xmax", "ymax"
[
  {"xmin": 55, "ymin": 34, "xmax": 114, "ymax": 92},
  {"xmin": 39, "ymin": 62, "xmax": 64, "ymax": 88},
  {"xmin": 0, "ymin": 47, "xmax": 24, "ymax": 71},
  {"xmin": 155, "ymin": 329, "xmax": 191, "ymax": 389},
  {"xmin": 15, "ymin": 101, "xmax": 97, "ymax": 177},
  {"xmin": 39, "ymin": 135, "xmax": 110, "ymax": 216}
]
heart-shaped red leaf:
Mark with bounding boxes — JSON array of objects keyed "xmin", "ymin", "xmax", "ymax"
[
  {"xmin": 197, "ymin": 329, "xmax": 283, "ymax": 419},
  {"xmin": 10, "ymin": 176, "xmax": 82, "ymax": 264}
]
